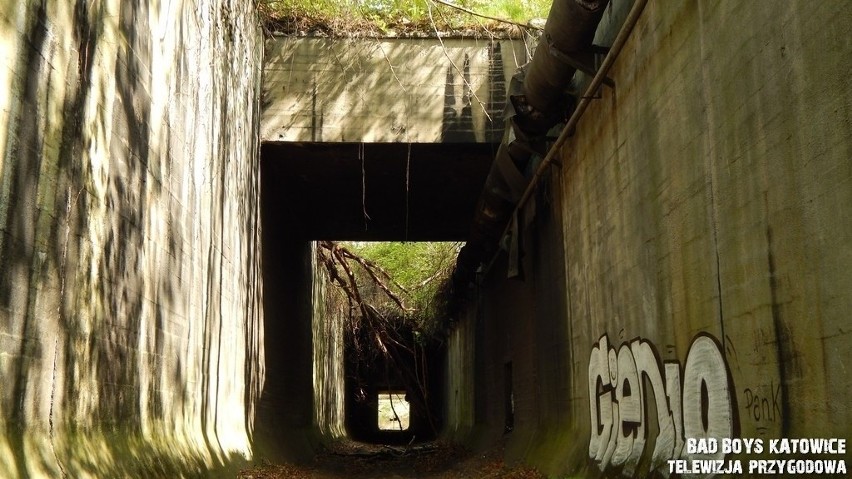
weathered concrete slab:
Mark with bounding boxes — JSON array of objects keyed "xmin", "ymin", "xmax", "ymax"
[
  {"xmin": 262, "ymin": 37, "xmax": 529, "ymax": 143},
  {"xmin": 446, "ymin": 0, "xmax": 852, "ymax": 477},
  {"xmin": 0, "ymin": 0, "xmax": 264, "ymax": 476}
]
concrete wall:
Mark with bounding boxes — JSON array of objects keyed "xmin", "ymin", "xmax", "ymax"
[
  {"xmin": 448, "ymin": 0, "xmax": 852, "ymax": 477},
  {"xmin": 262, "ymin": 37, "xmax": 528, "ymax": 143},
  {"xmin": 0, "ymin": 0, "xmax": 263, "ymax": 476},
  {"xmin": 256, "ymin": 161, "xmax": 346, "ymax": 462},
  {"xmin": 312, "ymin": 247, "xmax": 346, "ymax": 440}
]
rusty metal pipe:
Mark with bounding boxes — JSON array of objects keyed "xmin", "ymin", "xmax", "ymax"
[
  {"xmin": 483, "ymin": 0, "xmax": 650, "ymax": 278},
  {"xmin": 453, "ymin": 0, "xmax": 648, "ymax": 300},
  {"xmin": 452, "ymin": 0, "xmax": 610, "ymax": 296},
  {"xmin": 520, "ymin": 0, "xmax": 609, "ymax": 135}
]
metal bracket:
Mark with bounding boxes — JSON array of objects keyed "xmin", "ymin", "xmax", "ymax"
[
  {"xmin": 546, "ymin": 34, "xmax": 615, "ymax": 88},
  {"xmin": 581, "ymin": 90, "xmax": 605, "ymax": 100}
]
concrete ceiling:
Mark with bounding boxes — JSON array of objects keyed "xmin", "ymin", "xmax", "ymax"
[{"xmin": 261, "ymin": 142, "xmax": 495, "ymax": 241}]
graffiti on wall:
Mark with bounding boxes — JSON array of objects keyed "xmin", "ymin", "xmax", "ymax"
[
  {"xmin": 588, "ymin": 334, "xmax": 736, "ymax": 475},
  {"xmin": 742, "ymin": 381, "xmax": 782, "ymax": 426}
]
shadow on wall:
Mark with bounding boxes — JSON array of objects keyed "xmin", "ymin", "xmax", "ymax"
[
  {"xmin": 262, "ymin": 37, "xmax": 523, "ymax": 143},
  {"xmin": 0, "ymin": 0, "xmax": 264, "ymax": 477},
  {"xmin": 442, "ymin": 43, "xmax": 505, "ymax": 143},
  {"xmin": 312, "ymin": 258, "xmax": 347, "ymax": 440}
]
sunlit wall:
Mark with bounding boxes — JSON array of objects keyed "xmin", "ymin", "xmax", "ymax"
[{"xmin": 0, "ymin": 0, "xmax": 264, "ymax": 476}]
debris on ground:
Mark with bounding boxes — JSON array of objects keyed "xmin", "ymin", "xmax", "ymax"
[{"xmin": 237, "ymin": 440, "xmax": 546, "ymax": 479}]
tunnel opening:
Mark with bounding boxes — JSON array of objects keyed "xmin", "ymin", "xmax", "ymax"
[
  {"xmin": 377, "ymin": 392, "xmax": 410, "ymax": 431},
  {"xmin": 259, "ymin": 142, "xmax": 490, "ymax": 454},
  {"xmin": 328, "ymin": 241, "xmax": 456, "ymax": 445},
  {"xmin": 343, "ymin": 313, "xmax": 446, "ymax": 445}
]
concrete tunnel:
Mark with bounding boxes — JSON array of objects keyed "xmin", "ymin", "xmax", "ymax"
[
  {"xmin": 1, "ymin": 0, "xmax": 851, "ymax": 477},
  {"xmin": 258, "ymin": 0, "xmax": 614, "ymax": 454}
]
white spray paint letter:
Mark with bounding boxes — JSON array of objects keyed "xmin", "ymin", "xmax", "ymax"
[{"xmin": 588, "ymin": 334, "xmax": 734, "ymax": 477}]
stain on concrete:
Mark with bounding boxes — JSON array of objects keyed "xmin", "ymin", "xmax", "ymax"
[
  {"xmin": 262, "ymin": 37, "xmax": 527, "ymax": 143},
  {"xmin": 0, "ymin": 0, "xmax": 264, "ymax": 476}
]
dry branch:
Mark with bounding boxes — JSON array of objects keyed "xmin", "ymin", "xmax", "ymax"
[{"xmin": 432, "ymin": 0, "xmax": 542, "ymax": 31}]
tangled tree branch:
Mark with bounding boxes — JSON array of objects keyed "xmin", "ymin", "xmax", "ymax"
[
  {"xmin": 318, "ymin": 241, "xmax": 418, "ymax": 365},
  {"xmin": 318, "ymin": 241, "xmax": 411, "ymax": 313},
  {"xmin": 431, "ymin": 0, "xmax": 542, "ymax": 31},
  {"xmin": 317, "ymin": 241, "xmax": 452, "ymax": 435}
]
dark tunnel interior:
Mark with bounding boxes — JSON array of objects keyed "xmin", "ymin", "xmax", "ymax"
[
  {"xmin": 258, "ymin": 141, "xmax": 493, "ymax": 447},
  {"xmin": 344, "ymin": 324, "xmax": 445, "ymax": 444}
]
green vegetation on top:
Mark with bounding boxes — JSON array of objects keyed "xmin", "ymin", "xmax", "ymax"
[
  {"xmin": 317, "ymin": 241, "xmax": 461, "ymax": 340},
  {"xmin": 259, "ymin": 0, "xmax": 551, "ymax": 36},
  {"xmin": 346, "ymin": 241, "xmax": 459, "ymax": 334}
]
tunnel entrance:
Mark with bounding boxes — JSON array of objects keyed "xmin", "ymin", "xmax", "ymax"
[
  {"xmin": 377, "ymin": 392, "xmax": 409, "ymax": 431},
  {"xmin": 344, "ymin": 313, "xmax": 445, "ymax": 445},
  {"xmin": 326, "ymin": 241, "xmax": 456, "ymax": 445},
  {"xmin": 259, "ymin": 142, "xmax": 489, "ymax": 453}
]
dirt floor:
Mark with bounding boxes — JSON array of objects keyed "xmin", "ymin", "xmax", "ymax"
[{"xmin": 237, "ymin": 441, "xmax": 546, "ymax": 479}]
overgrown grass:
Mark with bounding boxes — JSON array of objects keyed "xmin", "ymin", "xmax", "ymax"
[
  {"xmin": 346, "ymin": 241, "xmax": 460, "ymax": 335},
  {"xmin": 258, "ymin": 0, "xmax": 551, "ymax": 36}
]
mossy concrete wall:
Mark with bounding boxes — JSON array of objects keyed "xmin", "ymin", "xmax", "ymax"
[
  {"xmin": 262, "ymin": 37, "xmax": 528, "ymax": 143},
  {"xmin": 311, "ymin": 246, "xmax": 347, "ymax": 441},
  {"xmin": 447, "ymin": 0, "xmax": 851, "ymax": 477},
  {"xmin": 0, "ymin": 0, "xmax": 264, "ymax": 476}
]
